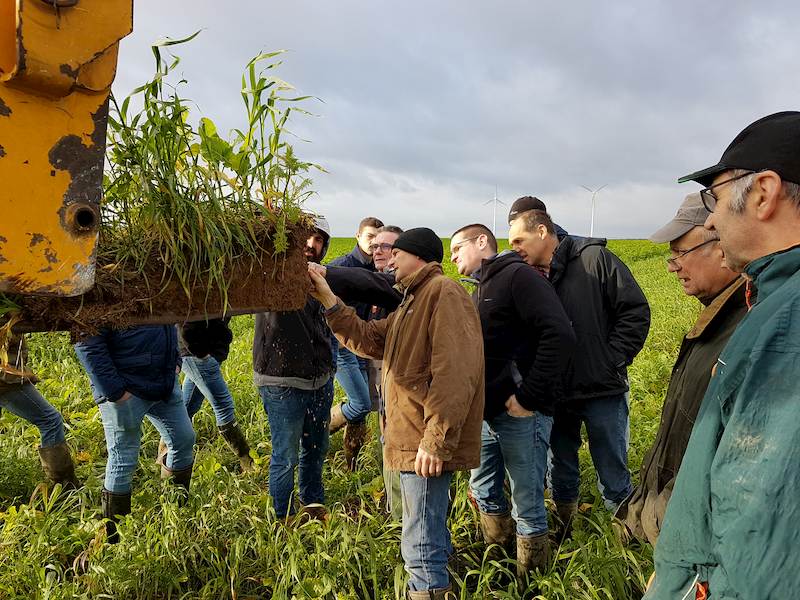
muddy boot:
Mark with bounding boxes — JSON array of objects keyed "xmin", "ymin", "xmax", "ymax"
[
  {"xmin": 407, "ymin": 585, "xmax": 455, "ymax": 599},
  {"xmin": 329, "ymin": 404, "xmax": 348, "ymax": 434},
  {"xmin": 38, "ymin": 442, "xmax": 80, "ymax": 490},
  {"xmin": 554, "ymin": 501, "xmax": 578, "ymax": 543},
  {"xmin": 218, "ymin": 421, "xmax": 254, "ymax": 472},
  {"xmin": 101, "ymin": 488, "xmax": 131, "ymax": 544},
  {"xmin": 479, "ymin": 510, "xmax": 515, "ymax": 550},
  {"xmin": 297, "ymin": 502, "xmax": 329, "ymax": 523},
  {"xmin": 516, "ymin": 532, "xmax": 550, "ymax": 579},
  {"xmin": 343, "ymin": 420, "xmax": 368, "ymax": 471}
]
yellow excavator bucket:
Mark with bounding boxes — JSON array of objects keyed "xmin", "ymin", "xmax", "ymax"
[{"xmin": 0, "ymin": 0, "xmax": 133, "ymax": 296}]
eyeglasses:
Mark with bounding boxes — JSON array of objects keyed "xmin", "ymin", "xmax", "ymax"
[
  {"xmin": 368, "ymin": 242, "xmax": 394, "ymax": 252},
  {"xmin": 450, "ymin": 235, "xmax": 481, "ymax": 254},
  {"xmin": 666, "ymin": 238, "xmax": 718, "ymax": 267},
  {"xmin": 699, "ymin": 170, "xmax": 756, "ymax": 212}
]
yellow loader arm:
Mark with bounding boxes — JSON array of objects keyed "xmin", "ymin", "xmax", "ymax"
[{"xmin": 0, "ymin": 0, "xmax": 133, "ymax": 296}]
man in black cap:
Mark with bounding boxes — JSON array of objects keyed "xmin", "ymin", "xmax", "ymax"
[
  {"xmin": 615, "ymin": 193, "xmax": 745, "ymax": 547},
  {"xmin": 645, "ymin": 111, "xmax": 800, "ymax": 599},
  {"xmin": 508, "ymin": 209, "xmax": 650, "ymax": 536},
  {"xmin": 308, "ymin": 227, "xmax": 484, "ymax": 599},
  {"xmin": 507, "ymin": 196, "xmax": 569, "ymax": 240}
]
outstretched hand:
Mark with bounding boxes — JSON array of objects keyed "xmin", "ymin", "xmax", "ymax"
[{"xmin": 308, "ymin": 265, "xmax": 338, "ymax": 309}]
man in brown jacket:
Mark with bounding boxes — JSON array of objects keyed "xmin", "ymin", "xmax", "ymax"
[{"xmin": 309, "ymin": 227, "xmax": 484, "ymax": 599}]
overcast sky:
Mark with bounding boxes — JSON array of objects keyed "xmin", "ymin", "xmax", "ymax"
[{"xmin": 112, "ymin": 1, "xmax": 800, "ymax": 239}]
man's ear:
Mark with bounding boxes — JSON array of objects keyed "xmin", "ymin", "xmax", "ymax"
[{"xmin": 753, "ymin": 171, "xmax": 783, "ymax": 222}]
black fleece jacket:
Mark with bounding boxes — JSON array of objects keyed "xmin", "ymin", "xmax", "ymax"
[
  {"xmin": 549, "ymin": 236, "xmax": 650, "ymax": 400},
  {"xmin": 178, "ymin": 318, "xmax": 233, "ymax": 363},
  {"xmin": 472, "ymin": 251, "xmax": 576, "ymax": 419}
]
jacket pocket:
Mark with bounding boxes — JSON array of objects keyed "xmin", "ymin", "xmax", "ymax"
[
  {"xmin": 392, "ymin": 369, "xmax": 430, "ymax": 403},
  {"xmin": 385, "ymin": 369, "xmax": 429, "ymax": 451}
]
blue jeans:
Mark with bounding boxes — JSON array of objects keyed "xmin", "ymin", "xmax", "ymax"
[
  {"xmin": 549, "ymin": 392, "xmax": 632, "ymax": 510},
  {"xmin": 470, "ymin": 411, "xmax": 553, "ymax": 535},
  {"xmin": 400, "ymin": 471, "xmax": 454, "ymax": 592},
  {"xmin": 0, "ymin": 383, "xmax": 66, "ymax": 447},
  {"xmin": 259, "ymin": 379, "xmax": 334, "ymax": 517},
  {"xmin": 335, "ymin": 346, "xmax": 371, "ymax": 423},
  {"xmin": 97, "ymin": 382, "xmax": 196, "ymax": 494},
  {"xmin": 181, "ymin": 355, "xmax": 235, "ymax": 426}
]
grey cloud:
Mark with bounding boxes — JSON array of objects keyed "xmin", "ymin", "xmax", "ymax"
[{"xmin": 114, "ymin": 0, "xmax": 800, "ymax": 237}]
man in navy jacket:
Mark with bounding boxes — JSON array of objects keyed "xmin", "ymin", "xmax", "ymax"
[{"xmin": 74, "ymin": 324, "xmax": 195, "ymax": 542}]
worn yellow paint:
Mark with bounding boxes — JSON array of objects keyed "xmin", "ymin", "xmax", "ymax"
[{"xmin": 0, "ymin": 0, "xmax": 133, "ymax": 296}]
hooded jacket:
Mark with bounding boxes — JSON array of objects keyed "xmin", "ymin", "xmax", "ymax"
[
  {"xmin": 252, "ymin": 219, "xmax": 334, "ymax": 390},
  {"xmin": 325, "ymin": 262, "xmax": 485, "ymax": 471},
  {"xmin": 549, "ymin": 236, "xmax": 650, "ymax": 400},
  {"xmin": 472, "ymin": 251, "xmax": 576, "ymax": 419}
]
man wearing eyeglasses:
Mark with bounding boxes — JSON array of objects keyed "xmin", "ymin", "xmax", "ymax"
[
  {"xmin": 450, "ymin": 223, "xmax": 575, "ymax": 578},
  {"xmin": 645, "ymin": 111, "xmax": 800, "ymax": 600},
  {"xmin": 616, "ymin": 193, "xmax": 745, "ymax": 547},
  {"xmin": 309, "ymin": 227, "xmax": 484, "ymax": 599},
  {"xmin": 327, "ymin": 216, "xmax": 384, "ymax": 471}
]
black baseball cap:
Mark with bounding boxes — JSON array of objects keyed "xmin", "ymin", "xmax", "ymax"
[
  {"xmin": 679, "ymin": 111, "xmax": 800, "ymax": 187},
  {"xmin": 508, "ymin": 196, "xmax": 547, "ymax": 224}
]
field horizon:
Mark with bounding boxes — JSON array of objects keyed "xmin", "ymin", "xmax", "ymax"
[{"xmin": 0, "ymin": 237, "xmax": 699, "ymax": 599}]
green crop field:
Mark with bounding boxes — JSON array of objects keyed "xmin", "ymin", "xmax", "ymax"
[{"xmin": 0, "ymin": 238, "xmax": 698, "ymax": 599}]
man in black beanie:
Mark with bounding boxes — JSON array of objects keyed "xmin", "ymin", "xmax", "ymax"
[{"xmin": 308, "ymin": 226, "xmax": 484, "ymax": 599}]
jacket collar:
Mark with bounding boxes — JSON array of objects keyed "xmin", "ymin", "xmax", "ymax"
[
  {"xmin": 396, "ymin": 262, "xmax": 443, "ymax": 294},
  {"xmin": 549, "ymin": 235, "xmax": 606, "ymax": 284},
  {"xmin": 686, "ymin": 277, "xmax": 746, "ymax": 339},
  {"xmin": 743, "ymin": 244, "xmax": 800, "ymax": 303},
  {"xmin": 348, "ymin": 244, "xmax": 373, "ymax": 267}
]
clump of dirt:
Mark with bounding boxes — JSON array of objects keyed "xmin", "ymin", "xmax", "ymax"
[{"xmin": 18, "ymin": 223, "xmax": 312, "ymax": 338}]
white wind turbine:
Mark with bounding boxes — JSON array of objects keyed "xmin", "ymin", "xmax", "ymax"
[
  {"xmin": 483, "ymin": 186, "xmax": 506, "ymax": 236},
  {"xmin": 581, "ymin": 184, "xmax": 608, "ymax": 237}
]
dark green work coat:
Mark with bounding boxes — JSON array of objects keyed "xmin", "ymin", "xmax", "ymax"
[{"xmin": 645, "ymin": 245, "xmax": 800, "ymax": 600}]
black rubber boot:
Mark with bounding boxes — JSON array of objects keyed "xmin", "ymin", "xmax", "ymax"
[
  {"xmin": 218, "ymin": 421, "xmax": 254, "ymax": 471},
  {"xmin": 160, "ymin": 460, "xmax": 193, "ymax": 488},
  {"xmin": 38, "ymin": 442, "xmax": 80, "ymax": 490},
  {"xmin": 101, "ymin": 488, "xmax": 131, "ymax": 544}
]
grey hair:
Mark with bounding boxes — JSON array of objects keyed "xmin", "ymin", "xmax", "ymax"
[
  {"xmin": 728, "ymin": 169, "xmax": 800, "ymax": 213},
  {"xmin": 727, "ymin": 169, "xmax": 755, "ymax": 214}
]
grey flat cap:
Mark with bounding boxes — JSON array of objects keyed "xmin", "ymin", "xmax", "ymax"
[{"xmin": 649, "ymin": 193, "xmax": 710, "ymax": 243}]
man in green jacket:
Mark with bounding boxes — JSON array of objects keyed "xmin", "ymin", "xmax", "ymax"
[{"xmin": 645, "ymin": 111, "xmax": 800, "ymax": 599}]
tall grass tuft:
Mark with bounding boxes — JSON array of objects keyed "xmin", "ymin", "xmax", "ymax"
[{"xmin": 101, "ymin": 33, "xmax": 318, "ymax": 310}]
